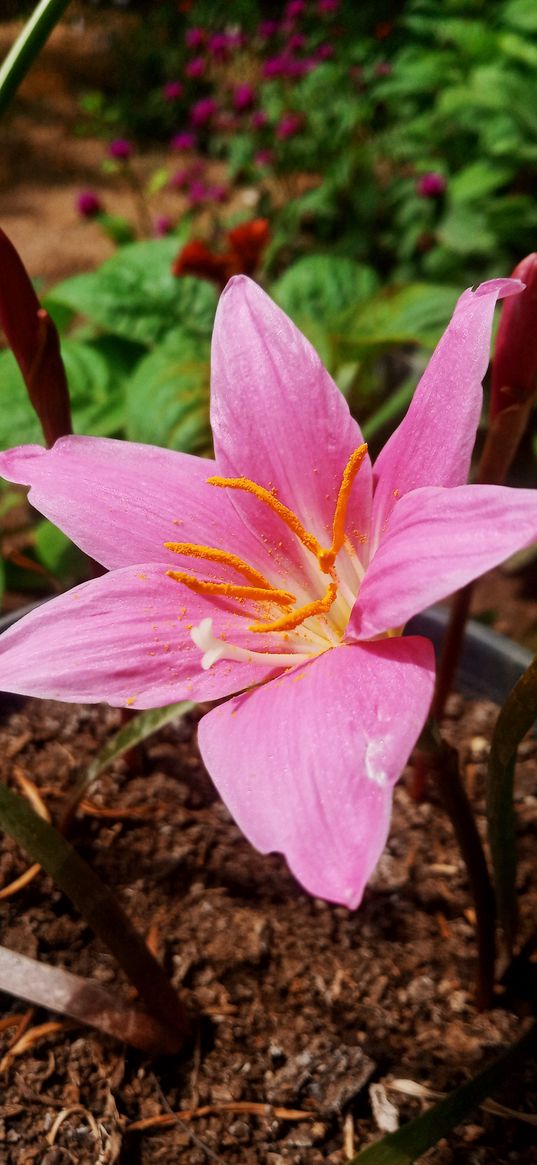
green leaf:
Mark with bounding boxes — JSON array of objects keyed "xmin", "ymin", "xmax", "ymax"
[
  {"xmin": 449, "ymin": 161, "xmax": 511, "ymax": 203},
  {"xmin": 498, "ymin": 30, "xmax": 537, "ymax": 69},
  {"xmin": 146, "ymin": 167, "xmax": 169, "ymax": 196},
  {"xmin": 125, "ymin": 330, "xmax": 211, "ymax": 453},
  {"xmin": 34, "ymin": 520, "xmax": 86, "ymax": 581},
  {"xmin": 438, "ymin": 208, "xmax": 495, "ymax": 255},
  {"xmin": 0, "ymin": 0, "xmax": 71, "ymax": 119},
  {"xmin": 98, "ymin": 214, "xmax": 137, "ymax": 247},
  {"xmin": 362, "ymin": 376, "xmax": 417, "ymax": 441},
  {"xmin": 49, "ymin": 239, "xmax": 217, "ymax": 347},
  {"xmin": 0, "ymin": 780, "xmax": 189, "ymax": 1050},
  {"xmin": 272, "ymin": 254, "xmax": 379, "ymax": 329},
  {"xmin": 0, "ymin": 338, "xmax": 128, "ymax": 448},
  {"xmin": 63, "ymin": 339, "xmax": 126, "ymax": 437},
  {"xmin": 486, "ymin": 654, "xmax": 537, "ymax": 952},
  {"xmin": 347, "ymin": 284, "xmax": 460, "ymax": 351},
  {"xmin": 503, "ymin": 0, "xmax": 537, "ymax": 32},
  {"xmin": 62, "ymin": 701, "xmax": 194, "ymax": 822},
  {"xmin": 351, "ymin": 1021, "xmax": 537, "ymax": 1164},
  {"xmin": 0, "ymin": 349, "xmax": 44, "ymax": 446}
]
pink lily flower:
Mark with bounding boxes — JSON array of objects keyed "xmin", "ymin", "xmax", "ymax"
[{"xmin": 0, "ymin": 276, "xmax": 536, "ymax": 908}]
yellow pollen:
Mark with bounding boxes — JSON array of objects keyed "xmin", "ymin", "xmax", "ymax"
[
  {"xmin": 319, "ymin": 444, "xmax": 368, "ymax": 570},
  {"xmin": 207, "ymin": 474, "xmax": 324, "ymax": 560},
  {"xmin": 249, "ymin": 582, "xmax": 338, "ymax": 634},
  {"xmin": 164, "ymin": 541, "xmax": 273, "ymax": 589},
  {"xmin": 169, "ymin": 446, "xmax": 367, "ymax": 643},
  {"xmin": 166, "ymin": 570, "xmax": 296, "ymax": 607}
]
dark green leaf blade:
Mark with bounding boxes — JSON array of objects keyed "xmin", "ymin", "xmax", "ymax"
[
  {"xmin": 351, "ymin": 1022, "xmax": 537, "ymax": 1164},
  {"xmin": 486, "ymin": 653, "xmax": 537, "ymax": 951},
  {"xmin": 49, "ymin": 240, "xmax": 217, "ymax": 347}
]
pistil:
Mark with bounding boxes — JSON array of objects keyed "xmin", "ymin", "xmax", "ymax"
[{"xmin": 168, "ymin": 444, "xmax": 368, "ymax": 645}]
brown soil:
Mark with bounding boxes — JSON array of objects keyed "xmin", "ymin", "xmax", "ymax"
[
  {"xmin": 0, "ymin": 693, "xmax": 536, "ymax": 1164},
  {"xmin": 0, "ymin": 13, "xmax": 242, "ymax": 287}
]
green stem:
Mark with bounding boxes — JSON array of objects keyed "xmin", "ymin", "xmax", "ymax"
[
  {"xmin": 487, "ymin": 653, "xmax": 537, "ymax": 953},
  {"xmin": 0, "ymin": 0, "xmax": 72, "ymax": 119},
  {"xmin": 351, "ymin": 1020, "xmax": 537, "ymax": 1164},
  {"xmin": 0, "ymin": 781, "xmax": 192, "ymax": 1052}
]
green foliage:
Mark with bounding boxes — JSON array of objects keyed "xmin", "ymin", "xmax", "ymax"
[
  {"xmin": 351, "ymin": 1020, "xmax": 537, "ymax": 1163},
  {"xmin": 346, "ymin": 284, "xmax": 460, "ymax": 350},
  {"xmin": 272, "ymin": 255, "xmax": 379, "ymax": 328},
  {"xmin": 34, "ymin": 520, "xmax": 87, "ymax": 582},
  {"xmin": 125, "ymin": 330, "xmax": 211, "ymax": 453},
  {"xmin": 49, "ymin": 238, "xmax": 217, "ymax": 347}
]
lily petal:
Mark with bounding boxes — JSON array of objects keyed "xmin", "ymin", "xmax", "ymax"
[
  {"xmin": 371, "ymin": 278, "xmax": 523, "ymax": 541},
  {"xmin": 0, "ymin": 565, "xmax": 289, "ymax": 707},
  {"xmin": 350, "ymin": 483, "xmax": 537, "ymax": 640},
  {"xmin": 210, "ymin": 276, "xmax": 372, "ymax": 573},
  {"xmin": 0, "ymin": 436, "xmax": 274, "ymax": 574},
  {"xmin": 198, "ymin": 637, "xmax": 435, "ymax": 907}
]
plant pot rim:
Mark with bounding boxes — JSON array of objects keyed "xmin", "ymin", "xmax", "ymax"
[{"xmin": 0, "ymin": 600, "xmax": 532, "ymax": 710}]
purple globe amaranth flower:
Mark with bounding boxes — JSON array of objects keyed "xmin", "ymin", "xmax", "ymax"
[
  {"xmin": 258, "ymin": 19, "xmax": 279, "ymax": 38},
  {"xmin": 262, "ymin": 56, "xmax": 286, "ymax": 78},
  {"xmin": 169, "ymin": 168, "xmax": 189, "ymax": 190},
  {"xmin": 76, "ymin": 190, "xmax": 103, "ymax": 219},
  {"xmin": 375, "ymin": 61, "xmax": 393, "ymax": 77},
  {"xmin": 186, "ymin": 26, "xmax": 205, "ymax": 49},
  {"xmin": 186, "ymin": 56, "xmax": 205, "ymax": 78},
  {"xmin": 255, "ymin": 149, "xmax": 275, "ymax": 167},
  {"xmin": 286, "ymin": 0, "xmax": 306, "ymax": 18},
  {"xmin": 153, "ymin": 216, "xmax": 173, "ymax": 237},
  {"xmin": 107, "ymin": 138, "xmax": 132, "ymax": 161},
  {"xmin": 190, "ymin": 97, "xmax": 217, "ymax": 127},
  {"xmin": 318, "ymin": 0, "xmax": 340, "ymax": 12},
  {"xmin": 0, "ymin": 276, "xmax": 535, "ymax": 909},
  {"xmin": 187, "ymin": 179, "xmax": 208, "ymax": 205},
  {"xmin": 287, "ymin": 32, "xmax": 306, "ymax": 51},
  {"xmin": 491, "ymin": 253, "xmax": 537, "ymax": 416},
  {"xmin": 276, "ymin": 111, "xmax": 304, "ymax": 139},
  {"xmin": 316, "ymin": 42, "xmax": 334, "ymax": 60},
  {"xmin": 206, "ymin": 183, "xmax": 228, "ymax": 204},
  {"xmin": 287, "ymin": 57, "xmax": 316, "ymax": 76},
  {"xmin": 163, "ymin": 80, "xmax": 184, "ymax": 102},
  {"xmin": 233, "ymin": 83, "xmax": 255, "ymax": 112},
  {"xmin": 251, "ymin": 109, "xmax": 268, "ymax": 130},
  {"xmin": 416, "ymin": 172, "xmax": 447, "ymax": 199},
  {"xmin": 170, "ymin": 131, "xmax": 197, "ymax": 151},
  {"xmin": 207, "ymin": 32, "xmax": 232, "ymax": 61}
]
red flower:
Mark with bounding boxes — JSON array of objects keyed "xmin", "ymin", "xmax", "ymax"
[{"xmin": 172, "ymin": 220, "xmax": 270, "ymax": 288}]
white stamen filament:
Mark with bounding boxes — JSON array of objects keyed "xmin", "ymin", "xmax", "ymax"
[{"xmin": 191, "ymin": 617, "xmax": 316, "ymax": 671}]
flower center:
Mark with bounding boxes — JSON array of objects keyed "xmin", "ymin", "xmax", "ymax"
[{"xmin": 165, "ymin": 445, "xmax": 367, "ymax": 668}]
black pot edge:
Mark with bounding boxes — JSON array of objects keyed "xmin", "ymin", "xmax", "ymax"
[
  {"xmin": 0, "ymin": 601, "xmax": 533, "ymax": 712},
  {"xmin": 407, "ymin": 606, "xmax": 533, "ymax": 708}
]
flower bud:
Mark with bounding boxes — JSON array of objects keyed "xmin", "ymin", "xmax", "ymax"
[
  {"xmin": 491, "ymin": 253, "xmax": 537, "ymax": 416},
  {"xmin": 0, "ymin": 228, "xmax": 71, "ymax": 445}
]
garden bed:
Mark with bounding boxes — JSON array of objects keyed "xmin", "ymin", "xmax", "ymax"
[{"xmin": 0, "ymin": 691, "xmax": 536, "ymax": 1164}]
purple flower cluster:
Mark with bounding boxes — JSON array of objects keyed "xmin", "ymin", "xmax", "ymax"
[
  {"xmin": 170, "ymin": 161, "xmax": 228, "ymax": 208},
  {"xmin": 416, "ymin": 172, "xmax": 446, "ymax": 198}
]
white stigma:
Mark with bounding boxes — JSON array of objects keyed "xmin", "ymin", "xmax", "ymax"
[{"xmin": 190, "ymin": 617, "xmax": 316, "ymax": 672}]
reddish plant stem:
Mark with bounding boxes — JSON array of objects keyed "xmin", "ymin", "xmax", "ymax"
[{"xmin": 423, "ymin": 737, "xmax": 496, "ymax": 1009}]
